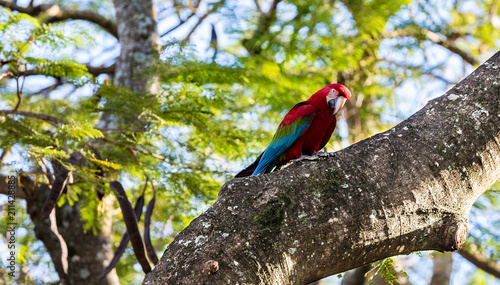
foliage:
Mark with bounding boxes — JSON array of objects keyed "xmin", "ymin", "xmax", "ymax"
[
  {"xmin": 0, "ymin": 8, "xmax": 93, "ymax": 84},
  {"xmin": 366, "ymin": 257, "xmax": 409, "ymax": 285}
]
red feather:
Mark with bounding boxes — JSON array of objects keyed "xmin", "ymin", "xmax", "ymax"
[{"xmin": 236, "ymin": 83, "xmax": 351, "ymax": 177}]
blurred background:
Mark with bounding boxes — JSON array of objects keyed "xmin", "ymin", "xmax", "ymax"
[{"xmin": 0, "ymin": 0, "xmax": 499, "ymax": 284}]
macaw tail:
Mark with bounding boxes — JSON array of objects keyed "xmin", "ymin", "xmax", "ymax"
[{"xmin": 235, "ymin": 153, "xmax": 262, "ymax": 178}]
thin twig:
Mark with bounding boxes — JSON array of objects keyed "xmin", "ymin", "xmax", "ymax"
[
  {"xmin": 154, "ymin": 214, "xmax": 174, "ymax": 252},
  {"xmin": 14, "ymin": 77, "xmax": 22, "ymax": 111},
  {"xmin": 185, "ymin": 13, "xmax": 211, "ymax": 42},
  {"xmin": 36, "ymin": 79, "xmax": 64, "ymax": 97},
  {"xmin": 267, "ymin": 0, "xmax": 280, "ymax": 15},
  {"xmin": 0, "ymin": 0, "xmax": 118, "ymax": 38},
  {"xmin": 96, "ymin": 127, "xmax": 146, "ymax": 133},
  {"xmin": 19, "ymin": 66, "xmax": 26, "ymax": 93},
  {"xmin": 184, "ymin": 0, "xmax": 225, "ymax": 41},
  {"xmin": 109, "ymin": 181, "xmax": 151, "ymax": 273},
  {"xmin": 2, "ymin": 64, "xmax": 115, "ymax": 80},
  {"xmin": 253, "ymin": 0, "xmax": 263, "ymax": 13},
  {"xmin": 160, "ymin": 13, "xmax": 196, "ymax": 38},
  {"xmin": 490, "ymin": 0, "xmax": 500, "ymax": 30},
  {"xmin": 382, "ymin": 29, "xmax": 478, "ymax": 66}
]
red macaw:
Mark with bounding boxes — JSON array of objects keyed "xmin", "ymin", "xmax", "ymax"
[{"xmin": 236, "ymin": 83, "xmax": 351, "ymax": 177}]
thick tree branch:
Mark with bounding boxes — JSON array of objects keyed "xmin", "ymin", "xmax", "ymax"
[
  {"xmin": 383, "ymin": 29, "xmax": 479, "ymax": 66},
  {"xmin": 423, "ymin": 30, "xmax": 478, "ymax": 66},
  {"xmin": 0, "ymin": 64, "xmax": 115, "ymax": 83},
  {"xmin": 87, "ymin": 64, "xmax": 116, "ymax": 77},
  {"xmin": 459, "ymin": 243, "xmax": 500, "ymax": 278},
  {"xmin": 0, "ymin": 110, "xmax": 69, "ymax": 125},
  {"xmin": 14, "ymin": 64, "xmax": 114, "ymax": 78},
  {"xmin": 43, "ymin": 9, "xmax": 118, "ymax": 38},
  {"xmin": 0, "ymin": 1, "xmax": 118, "ymax": 38},
  {"xmin": 144, "ymin": 51, "xmax": 500, "ymax": 284}
]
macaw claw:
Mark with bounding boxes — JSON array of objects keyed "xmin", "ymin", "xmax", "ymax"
[
  {"xmin": 316, "ymin": 151, "xmax": 336, "ymax": 158},
  {"xmin": 290, "ymin": 152, "xmax": 335, "ymax": 163},
  {"xmin": 291, "ymin": 155, "xmax": 317, "ymax": 163}
]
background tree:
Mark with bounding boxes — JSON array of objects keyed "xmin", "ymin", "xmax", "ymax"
[{"xmin": 0, "ymin": 0, "xmax": 499, "ymax": 284}]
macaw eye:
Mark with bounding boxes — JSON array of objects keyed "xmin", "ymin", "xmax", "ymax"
[{"xmin": 326, "ymin": 89, "xmax": 339, "ymax": 104}]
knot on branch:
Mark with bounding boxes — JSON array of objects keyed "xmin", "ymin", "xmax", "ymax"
[
  {"xmin": 443, "ymin": 219, "xmax": 468, "ymax": 251},
  {"xmin": 202, "ymin": 260, "xmax": 219, "ymax": 276}
]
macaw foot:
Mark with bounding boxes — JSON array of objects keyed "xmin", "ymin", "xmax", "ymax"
[
  {"xmin": 315, "ymin": 151, "xmax": 336, "ymax": 158},
  {"xmin": 290, "ymin": 155, "xmax": 315, "ymax": 163},
  {"xmin": 290, "ymin": 152, "xmax": 336, "ymax": 163}
]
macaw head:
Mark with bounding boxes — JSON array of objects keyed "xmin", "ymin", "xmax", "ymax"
[{"xmin": 307, "ymin": 83, "xmax": 352, "ymax": 115}]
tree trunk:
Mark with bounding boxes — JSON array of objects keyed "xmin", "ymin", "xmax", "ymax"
[
  {"xmin": 430, "ymin": 252, "xmax": 453, "ymax": 285},
  {"xmin": 23, "ymin": 178, "xmax": 119, "ymax": 285},
  {"xmin": 143, "ymin": 51, "xmax": 500, "ymax": 284},
  {"xmin": 112, "ymin": 0, "xmax": 158, "ymax": 92},
  {"xmin": 0, "ymin": 174, "xmax": 121, "ymax": 285}
]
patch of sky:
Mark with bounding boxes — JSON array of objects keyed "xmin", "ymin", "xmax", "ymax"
[
  {"xmin": 314, "ymin": 22, "xmax": 330, "ymax": 36},
  {"xmin": 336, "ymin": 118, "xmax": 350, "ymax": 148},
  {"xmin": 276, "ymin": 2, "xmax": 298, "ymax": 22},
  {"xmin": 333, "ymin": 2, "xmax": 357, "ymax": 37},
  {"xmin": 275, "ymin": 50, "xmax": 286, "ymax": 64},
  {"xmin": 2, "ymin": 143, "xmax": 33, "ymax": 173}
]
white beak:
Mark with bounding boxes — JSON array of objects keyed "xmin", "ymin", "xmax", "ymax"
[{"xmin": 328, "ymin": 97, "xmax": 347, "ymax": 115}]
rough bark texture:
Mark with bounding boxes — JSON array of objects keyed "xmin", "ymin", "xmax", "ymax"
[
  {"xmin": 99, "ymin": 0, "xmax": 159, "ymax": 128},
  {"xmin": 112, "ymin": 0, "xmax": 158, "ymax": 92},
  {"xmin": 143, "ymin": 51, "xmax": 500, "ymax": 284}
]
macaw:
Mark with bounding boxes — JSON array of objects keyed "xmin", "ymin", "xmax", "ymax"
[{"xmin": 236, "ymin": 83, "xmax": 351, "ymax": 177}]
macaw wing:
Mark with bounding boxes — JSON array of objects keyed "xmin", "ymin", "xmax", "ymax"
[
  {"xmin": 252, "ymin": 103, "xmax": 317, "ymax": 176},
  {"xmin": 319, "ymin": 120, "xmax": 337, "ymax": 151}
]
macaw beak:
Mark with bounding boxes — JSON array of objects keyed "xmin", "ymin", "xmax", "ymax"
[{"xmin": 328, "ymin": 97, "xmax": 347, "ymax": 115}]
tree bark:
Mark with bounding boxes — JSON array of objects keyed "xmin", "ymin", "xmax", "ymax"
[
  {"xmin": 112, "ymin": 0, "xmax": 158, "ymax": 92},
  {"xmin": 143, "ymin": 51, "xmax": 500, "ymax": 284},
  {"xmin": 99, "ymin": 0, "xmax": 159, "ymax": 128}
]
